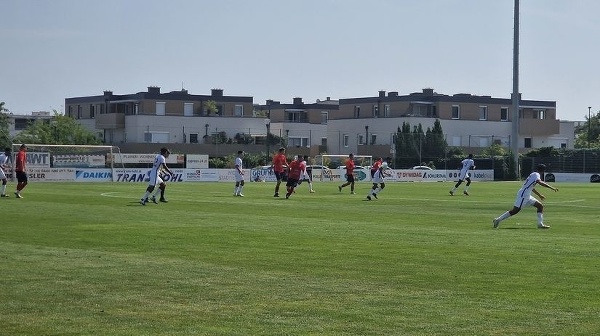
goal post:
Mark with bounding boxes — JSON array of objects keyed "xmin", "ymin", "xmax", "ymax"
[
  {"xmin": 10, "ymin": 143, "xmax": 124, "ymax": 182},
  {"xmin": 314, "ymin": 154, "xmax": 373, "ymax": 182}
]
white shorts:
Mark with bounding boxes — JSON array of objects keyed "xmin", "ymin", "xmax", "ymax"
[
  {"xmin": 235, "ymin": 171, "xmax": 244, "ymax": 182},
  {"xmin": 149, "ymin": 172, "xmax": 164, "ymax": 186},
  {"xmin": 0, "ymin": 169, "xmax": 6, "ymax": 180},
  {"xmin": 514, "ymin": 192, "xmax": 539, "ymax": 209},
  {"xmin": 459, "ymin": 171, "xmax": 471, "ymax": 180}
]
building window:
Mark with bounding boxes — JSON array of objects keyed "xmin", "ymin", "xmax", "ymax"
[
  {"xmin": 373, "ymin": 104, "xmax": 379, "ymax": 118},
  {"xmin": 479, "ymin": 106, "xmax": 488, "ymax": 120},
  {"xmin": 99, "ymin": 104, "xmax": 104, "ymax": 114},
  {"xmin": 354, "ymin": 106, "xmax": 361, "ymax": 118},
  {"xmin": 68, "ymin": 106, "xmax": 73, "ymax": 118},
  {"xmin": 534, "ymin": 109, "xmax": 545, "ymax": 119},
  {"xmin": 343, "ymin": 134, "xmax": 349, "ymax": 147},
  {"xmin": 321, "ymin": 137, "xmax": 327, "ymax": 146},
  {"xmin": 234, "ymin": 105, "xmax": 243, "ymax": 117},
  {"xmin": 289, "ymin": 137, "xmax": 308, "ymax": 147},
  {"xmin": 500, "ymin": 107, "xmax": 509, "ymax": 121},
  {"xmin": 431, "ymin": 105, "xmax": 437, "ymax": 118},
  {"xmin": 184, "ymin": 103, "xmax": 194, "ymax": 117},
  {"xmin": 524, "ymin": 137, "xmax": 532, "ymax": 148},
  {"xmin": 371, "ymin": 134, "xmax": 377, "ymax": 145},
  {"xmin": 358, "ymin": 135, "xmax": 364, "ymax": 145},
  {"xmin": 189, "ymin": 133, "xmax": 199, "ymax": 143},
  {"xmin": 560, "ymin": 143, "xmax": 567, "ymax": 149},
  {"xmin": 156, "ymin": 102, "xmax": 166, "ymax": 116},
  {"xmin": 90, "ymin": 104, "xmax": 95, "ymax": 119},
  {"xmin": 286, "ymin": 110, "xmax": 306, "ymax": 123},
  {"xmin": 452, "ymin": 105, "xmax": 460, "ymax": 119},
  {"xmin": 321, "ymin": 111, "xmax": 328, "ymax": 124},
  {"xmin": 384, "ymin": 104, "xmax": 390, "ymax": 117},
  {"xmin": 77, "ymin": 105, "xmax": 82, "ymax": 119}
]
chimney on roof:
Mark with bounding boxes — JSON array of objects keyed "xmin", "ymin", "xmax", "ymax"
[
  {"xmin": 388, "ymin": 91, "xmax": 398, "ymax": 97},
  {"xmin": 379, "ymin": 90, "xmax": 386, "ymax": 98},
  {"xmin": 293, "ymin": 97, "xmax": 303, "ymax": 105},
  {"xmin": 266, "ymin": 99, "xmax": 274, "ymax": 106},
  {"xmin": 326, "ymin": 97, "xmax": 331, "ymax": 101},
  {"xmin": 211, "ymin": 88, "xmax": 224, "ymax": 97},
  {"xmin": 103, "ymin": 90, "xmax": 113, "ymax": 97},
  {"xmin": 147, "ymin": 86, "xmax": 161, "ymax": 94},
  {"xmin": 423, "ymin": 88, "xmax": 434, "ymax": 96}
]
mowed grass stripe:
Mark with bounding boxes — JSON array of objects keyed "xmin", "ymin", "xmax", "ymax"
[{"xmin": 1, "ymin": 181, "xmax": 600, "ymax": 335}]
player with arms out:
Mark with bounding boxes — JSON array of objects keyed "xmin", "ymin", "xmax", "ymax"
[
  {"xmin": 0, "ymin": 148, "xmax": 11, "ymax": 197},
  {"xmin": 367, "ymin": 159, "xmax": 391, "ymax": 201},
  {"xmin": 140, "ymin": 147, "xmax": 174, "ymax": 205},
  {"xmin": 370, "ymin": 157, "xmax": 382, "ymax": 179},
  {"xmin": 493, "ymin": 164, "xmax": 558, "ymax": 229},
  {"xmin": 234, "ymin": 150, "xmax": 245, "ymax": 197},
  {"xmin": 285, "ymin": 156, "xmax": 306, "ymax": 199},
  {"xmin": 271, "ymin": 147, "xmax": 288, "ymax": 197},
  {"xmin": 450, "ymin": 154, "xmax": 475, "ymax": 196}
]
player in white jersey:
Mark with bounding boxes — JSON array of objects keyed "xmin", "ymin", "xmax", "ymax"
[
  {"xmin": 140, "ymin": 147, "xmax": 174, "ymax": 205},
  {"xmin": 449, "ymin": 154, "xmax": 475, "ymax": 196},
  {"xmin": 366, "ymin": 158, "xmax": 392, "ymax": 201},
  {"xmin": 493, "ymin": 164, "xmax": 558, "ymax": 229},
  {"xmin": 234, "ymin": 151, "xmax": 245, "ymax": 196},
  {"xmin": 0, "ymin": 148, "xmax": 11, "ymax": 197},
  {"xmin": 298, "ymin": 155, "xmax": 315, "ymax": 193}
]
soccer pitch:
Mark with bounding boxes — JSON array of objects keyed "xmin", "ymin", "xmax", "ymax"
[{"xmin": 2, "ymin": 181, "xmax": 600, "ymax": 335}]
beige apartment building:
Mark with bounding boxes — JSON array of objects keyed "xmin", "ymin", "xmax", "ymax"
[{"xmin": 64, "ymin": 86, "xmax": 574, "ymax": 157}]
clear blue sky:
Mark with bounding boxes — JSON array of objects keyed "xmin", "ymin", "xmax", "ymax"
[{"xmin": 1, "ymin": 0, "xmax": 598, "ymax": 121}]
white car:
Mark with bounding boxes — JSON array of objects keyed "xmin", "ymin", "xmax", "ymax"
[{"xmin": 411, "ymin": 165, "xmax": 433, "ymax": 170}]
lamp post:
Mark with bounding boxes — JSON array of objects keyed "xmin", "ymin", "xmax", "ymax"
[
  {"xmin": 588, "ymin": 106, "xmax": 592, "ymax": 148},
  {"xmin": 265, "ymin": 118, "xmax": 271, "ymax": 165},
  {"xmin": 365, "ymin": 125, "xmax": 369, "ymax": 146}
]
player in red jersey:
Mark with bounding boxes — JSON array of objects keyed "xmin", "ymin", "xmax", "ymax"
[
  {"xmin": 271, "ymin": 147, "xmax": 288, "ymax": 197},
  {"xmin": 338, "ymin": 153, "xmax": 356, "ymax": 194},
  {"xmin": 285, "ymin": 156, "xmax": 306, "ymax": 199},
  {"xmin": 14, "ymin": 144, "xmax": 28, "ymax": 198}
]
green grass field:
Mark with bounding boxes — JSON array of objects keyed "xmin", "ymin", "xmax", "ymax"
[{"xmin": 1, "ymin": 180, "xmax": 600, "ymax": 335}]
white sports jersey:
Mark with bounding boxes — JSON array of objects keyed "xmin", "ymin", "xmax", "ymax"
[
  {"xmin": 148, "ymin": 154, "xmax": 166, "ymax": 186},
  {"xmin": 372, "ymin": 161, "xmax": 390, "ymax": 183},
  {"xmin": 234, "ymin": 157, "xmax": 244, "ymax": 182},
  {"xmin": 518, "ymin": 172, "xmax": 541, "ymax": 198},
  {"xmin": 458, "ymin": 158, "xmax": 475, "ymax": 180},
  {"xmin": 0, "ymin": 153, "xmax": 7, "ymax": 179},
  {"xmin": 513, "ymin": 172, "xmax": 542, "ymax": 208},
  {"xmin": 0, "ymin": 153, "xmax": 8, "ymax": 171}
]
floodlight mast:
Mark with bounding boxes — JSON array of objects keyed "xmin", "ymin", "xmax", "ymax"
[{"xmin": 511, "ymin": 0, "xmax": 520, "ymax": 179}]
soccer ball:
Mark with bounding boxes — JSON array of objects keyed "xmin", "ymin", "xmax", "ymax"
[{"xmin": 381, "ymin": 162, "xmax": 388, "ymax": 169}]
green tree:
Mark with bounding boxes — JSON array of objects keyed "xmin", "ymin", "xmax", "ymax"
[
  {"xmin": 0, "ymin": 102, "xmax": 11, "ymax": 148},
  {"xmin": 575, "ymin": 109, "xmax": 600, "ymax": 148},
  {"xmin": 481, "ymin": 144, "xmax": 509, "ymax": 157},
  {"xmin": 13, "ymin": 111, "xmax": 101, "ymax": 145},
  {"xmin": 204, "ymin": 100, "xmax": 219, "ymax": 116}
]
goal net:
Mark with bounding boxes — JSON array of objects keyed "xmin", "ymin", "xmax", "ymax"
[
  {"xmin": 314, "ymin": 154, "xmax": 373, "ymax": 182},
  {"xmin": 10, "ymin": 144, "xmax": 124, "ymax": 182}
]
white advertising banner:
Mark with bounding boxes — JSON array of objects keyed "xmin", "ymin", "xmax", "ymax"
[
  {"xmin": 74, "ymin": 169, "xmax": 113, "ymax": 182},
  {"xmin": 110, "ymin": 153, "xmax": 183, "ymax": 165},
  {"xmin": 112, "ymin": 168, "xmax": 186, "ymax": 182},
  {"xmin": 26, "ymin": 152, "xmax": 52, "ymax": 168},
  {"xmin": 54, "ymin": 154, "xmax": 106, "ymax": 168},
  {"xmin": 185, "ymin": 169, "xmax": 220, "ymax": 182},
  {"xmin": 186, "ymin": 154, "xmax": 209, "ymax": 169},
  {"xmin": 27, "ymin": 168, "xmax": 75, "ymax": 181}
]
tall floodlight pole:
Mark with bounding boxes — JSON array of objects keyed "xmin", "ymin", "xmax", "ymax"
[{"xmin": 511, "ymin": 0, "xmax": 520, "ymax": 178}]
